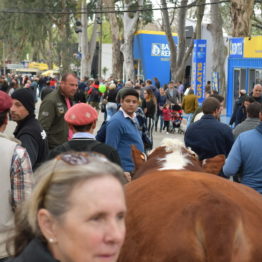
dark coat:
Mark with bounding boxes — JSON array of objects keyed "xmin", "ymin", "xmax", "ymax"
[
  {"xmin": 48, "ymin": 138, "xmax": 121, "ymax": 166},
  {"xmin": 39, "ymin": 88, "xmax": 73, "ymax": 150},
  {"xmin": 185, "ymin": 114, "xmax": 234, "ymax": 160},
  {"xmin": 7, "ymin": 238, "xmax": 55, "ymax": 262},
  {"xmin": 14, "ymin": 114, "xmax": 48, "ymax": 169}
]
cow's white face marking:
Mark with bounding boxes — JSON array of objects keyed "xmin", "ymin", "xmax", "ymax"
[{"xmin": 158, "ymin": 138, "xmax": 192, "ymax": 170}]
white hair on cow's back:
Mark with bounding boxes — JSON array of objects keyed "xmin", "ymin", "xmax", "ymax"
[
  {"xmin": 160, "ymin": 138, "xmax": 185, "ymax": 153},
  {"xmin": 158, "ymin": 138, "xmax": 191, "ymax": 171}
]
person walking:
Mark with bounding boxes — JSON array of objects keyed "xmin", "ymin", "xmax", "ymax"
[
  {"xmin": 105, "ymin": 83, "xmax": 118, "ymax": 121},
  {"xmin": 0, "ymin": 91, "xmax": 33, "ymax": 262},
  {"xmin": 229, "ymin": 89, "xmax": 247, "ymax": 127},
  {"xmin": 38, "ymin": 73, "xmax": 78, "ymax": 150},
  {"xmin": 142, "ymin": 88, "xmax": 156, "ymax": 144},
  {"xmin": 49, "ymin": 103, "xmax": 121, "ymax": 166},
  {"xmin": 105, "ymin": 88, "xmax": 144, "ymax": 174},
  {"xmin": 232, "ymin": 102, "xmax": 261, "ymax": 140},
  {"xmin": 11, "ymin": 88, "xmax": 48, "ymax": 170},
  {"xmin": 251, "ymin": 84, "xmax": 262, "ymax": 103},
  {"xmin": 166, "ymin": 81, "xmax": 180, "ymax": 105},
  {"xmin": 162, "ymin": 103, "xmax": 172, "ymax": 133},
  {"xmin": 185, "ymin": 97, "xmax": 234, "ymax": 160},
  {"xmin": 223, "ymin": 104, "xmax": 262, "ymax": 194},
  {"xmin": 182, "ymin": 88, "xmax": 198, "ymax": 127},
  {"xmin": 155, "ymin": 87, "xmax": 167, "ymax": 132}
]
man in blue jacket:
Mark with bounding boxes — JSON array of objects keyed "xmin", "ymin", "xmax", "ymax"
[
  {"xmin": 223, "ymin": 104, "xmax": 262, "ymax": 194},
  {"xmin": 105, "ymin": 88, "xmax": 144, "ymax": 174},
  {"xmin": 185, "ymin": 97, "xmax": 234, "ymax": 161}
]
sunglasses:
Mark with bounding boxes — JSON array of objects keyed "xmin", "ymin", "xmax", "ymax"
[
  {"xmin": 39, "ymin": 152, "xmax": 108, "ymax": 208},
  {"xmin": 57, "ymin": 151, "xmax": 107, "ymax": 165}
]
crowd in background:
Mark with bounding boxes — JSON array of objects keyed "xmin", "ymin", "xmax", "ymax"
[{"xmin": 0, "ymin": 71, "xmax": 262, "ymax": 262}]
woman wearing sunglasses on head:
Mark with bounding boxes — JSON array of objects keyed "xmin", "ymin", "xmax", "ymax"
[{"xmin": 6, "ymin": 152, "xmax": 127, "ymax": 262}]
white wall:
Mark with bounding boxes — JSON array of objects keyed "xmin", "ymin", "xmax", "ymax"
[{"xmin": 101, "ymin": 43, "xmax": 112, "ymax": 79}]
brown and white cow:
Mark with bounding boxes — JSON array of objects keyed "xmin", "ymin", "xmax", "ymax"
[
  {"xmin": 131, "ymin": 138, "xmax": 225, "ymax": 179},
  {"xmin": 118, "ymin": 139, "xmax": 262, "ymax": 262}
]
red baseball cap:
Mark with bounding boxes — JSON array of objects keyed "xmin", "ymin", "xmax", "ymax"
[
  {"xmin": 64, "ymin": 103, "xmax": 98, "ymax": 126},
  {"xmin": 0, "ymin": 91, "xmax": 12, "ymax": 112}
]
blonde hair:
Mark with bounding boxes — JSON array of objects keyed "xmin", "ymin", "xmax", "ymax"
[
  {"xmin": 109, "ymin": 83, "xmax": 116, "ymax": 90},
  {"xmin": 9, "ymin": 152, "xmax": 125, "ymax": 256}
]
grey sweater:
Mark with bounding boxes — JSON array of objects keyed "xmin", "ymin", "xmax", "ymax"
[{"xmin": 233, "ymin": 117, "xmax": 261, "ymax": 140}]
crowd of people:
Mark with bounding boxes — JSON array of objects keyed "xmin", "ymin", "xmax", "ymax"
[{"xmin": 0, "ymin": 71, "xmax": 262, "ymax": 261}]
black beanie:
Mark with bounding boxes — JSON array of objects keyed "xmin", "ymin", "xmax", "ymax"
[{"xmin": 11, "ymin": 88, "xmax": 35, "ymax": 114}]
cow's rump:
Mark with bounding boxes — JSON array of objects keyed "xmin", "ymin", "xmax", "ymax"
[{"xmin": 118, "ymin": 171, "xmax": 262, "ymax": 262}]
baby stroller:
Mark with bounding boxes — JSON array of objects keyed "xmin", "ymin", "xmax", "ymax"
[{"xmin": 170, "ymin": 104, "xmax": 184, "ymax": 134}]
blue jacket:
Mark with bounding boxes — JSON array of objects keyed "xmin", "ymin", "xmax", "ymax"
[
  {"xmin": 184, "ymin": 115, "xmax": 234, "ymax": 160},
  {"xmin": 223, "ymin": 122, "xmax": 262, "ymax": 194},
  {"xmin": 105, "ymin": 110, "xmax": 144, "ymax": 172}
]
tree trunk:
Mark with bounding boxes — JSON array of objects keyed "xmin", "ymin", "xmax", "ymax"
[
  {"xmin": 174, "ymin": 0, "xmax": 190, "ymax": 82},
  {"xmin": 230, "ymin": 0, "xmax": 255, "ymax": 37},
  {"xmin": 121, "ymin": 0, "xmax": 144, "ymax": 82},
  {"xmin": 161, "ymin": 0, "xmax": 177, "ymax": 81},
  {"xmin": 104, "ymin": 0, "xmax": 122, "ymax": 80},
  {"xmin": 80, "ymin": 0, "xmax": 99, "ymax": 78},
  {"xmin": 195, "ymin": 0, "xmax": 206, "ymax": 39},
  {"xmin": 207, "ymin": 0, "xmax": 227, "ymax": 97}
]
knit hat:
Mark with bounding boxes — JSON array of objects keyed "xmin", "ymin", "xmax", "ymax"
[
  {"xmin": 11, "ymin": 88, "xmax": 35, "ymax": 114},
  {"xmin": 64, "ymin": 103, "xmax": 98, "ymax": 126},
  {"xmin": 0, "ymin": 91, "xmax": 12, "ymax": 112}
]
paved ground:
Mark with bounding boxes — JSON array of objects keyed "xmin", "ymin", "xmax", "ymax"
[{"xmin": 5, "ymin": 100, "xmax": 184, "ymax": 148}]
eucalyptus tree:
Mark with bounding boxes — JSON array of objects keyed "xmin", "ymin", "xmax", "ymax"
[
  {"xmin": 161, "ymin": 0, "xmax": 205, "ymax": 82},
  {"xmin": 79, "ymin": 0, "xmax": 102, "ymax": 78},
  {"xmin": 0, "ymin": 0, "xmax": 51, "ymax": 63},
  {"xmin": 230, "ymin": 0, "xmax": 255, "ymax": 37},
  {"xmin": 104, "ymin": 0, "xmax": 123, "ymax": 80},
  {"xmin": 207, "ymin": 0, "xmax": 227, "ymax": 97},
  {"xmin": 103, "ymin": 0, "xmax": 152, "ymax": 81},
  {"xmin": 0, "ymin": 0, "xmax": 79, "ymax": 74}
]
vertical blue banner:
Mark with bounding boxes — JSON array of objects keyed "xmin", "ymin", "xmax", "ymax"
[{"xmin": 192, "ymin": 39, "xmax": 207, "ymax": 103}]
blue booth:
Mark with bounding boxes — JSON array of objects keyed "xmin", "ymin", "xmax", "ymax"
[
  {"xmin": 133, "ymin": 30, "xmax": 178, "ymax": 86},
  {"xmin": 227, "ymin": 36, "xmax": 262, "ymax": 116}
]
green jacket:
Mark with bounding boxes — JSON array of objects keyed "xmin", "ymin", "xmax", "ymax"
[{"xmin": 38, "ymin": 88, "xmax": 73, "ymax": 149}]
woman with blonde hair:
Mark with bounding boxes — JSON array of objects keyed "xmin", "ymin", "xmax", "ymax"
[{"xmin": 7, "ymin": 152, "xmax": 127, "ymax": 262}]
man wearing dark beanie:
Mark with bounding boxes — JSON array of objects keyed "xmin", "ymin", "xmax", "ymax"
[{"xmin": 11, "ymin": 88, "xmax": 48, "ymax": 169}]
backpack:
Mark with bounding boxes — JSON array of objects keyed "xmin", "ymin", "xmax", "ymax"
[{"xmin": 91, "ymin": 87, "xmax": 101, "ymax": 101}]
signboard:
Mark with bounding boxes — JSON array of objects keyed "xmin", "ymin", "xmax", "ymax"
[
  {"xmin": 212, "ymin": 72, "xmax": 219, "ymax": 92},
  {"xmin": 133, "ymin": 30, "xmax": 178, "ymax": 85},
  {"xmin": 6, "ymin": 64, "xmax": 24, "ymax": 70},
  {"xmin": 244, "ymin": 36, "xmax": 262, "ymax": 58},
  {"xmin": 151, "ymin": 43, "xmax": 171, "ymax": 57},
  {"xmin": 229, "ymin": 38, "xmax": 243, "ymax": 58},
  {"xmin": 192, "ymin": 39, "xmax": 207, "ymax": 103}
]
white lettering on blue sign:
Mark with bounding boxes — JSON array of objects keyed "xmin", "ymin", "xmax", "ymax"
[
  {"xmin": 230, "ymin": 42, "xmax": 243, "ymax": 56},
  {"xmin": 151, "ymin": 43, "xmax": 170, "ymax": 57}
]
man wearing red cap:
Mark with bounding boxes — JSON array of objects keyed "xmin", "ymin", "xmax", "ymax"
[
  {"xmin": 0, "ymin": 91, "xmax": 33, "ymax": 261},
  {"xmin": 48, "ymin": 103, "xmax": 121, "ymax": 166}
]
